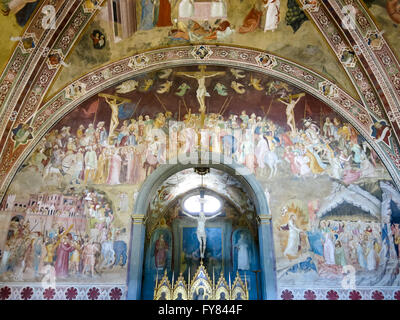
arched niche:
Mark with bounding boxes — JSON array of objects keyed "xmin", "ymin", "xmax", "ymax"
[{"xmin": 127, "ymin": 153, "xmax": 276, "ymax": 300}]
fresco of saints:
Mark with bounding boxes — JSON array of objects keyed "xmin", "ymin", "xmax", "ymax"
[
  {"xmin": 194, "ymin": 287, "xmax": 209, "ymax": 300},
  {"xmin": 371, "ymin": 120, "xmax": 391, "ymax": 145},
  {"xmin": 106, "ymin": 148, "xmax": 122, "ymax": 185},
  {"xmin": 154, "ymin": 234, "xmax": 169, "ymax": 269},
  {"xmin": 323, "ymin": 232, "xmax": 335, "ymax": 265},
  {"xmin": 211, "ymin": 0, "xmax": 227, "ymax": 18},
  {"xmin": 82, "ymin": 239, "xmax": 99, "ymax": 277},
  {"xmin": 84, "ymin": 146, "xmax": 98, "ymax": 184}
]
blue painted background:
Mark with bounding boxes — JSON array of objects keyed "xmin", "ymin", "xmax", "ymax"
[
  {"xmin": 142, "ymin": 227, "xmax": 173, "ymax": 299},
  {"xmin": 232, "ymin": 228, "xmax": 261, "ymax": 300},
  {"xmin": 180, "ymin": 227, "xmax": 223, "ymax": 278}
]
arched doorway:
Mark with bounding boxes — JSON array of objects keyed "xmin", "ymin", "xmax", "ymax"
[{"xmin": 126, "ymin": 153, "xmax": 276, "ymax": 300}]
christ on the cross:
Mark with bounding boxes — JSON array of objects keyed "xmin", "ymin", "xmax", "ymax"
[
  {"xmin": 182, "ymin": 202, "xmax": 222, "ymax": 259},
  {"xmin": 176, "ymin": 66, "xmax": 225, "ymax": 120},
  {"xmin": 277, "ymin": 93, "xmax": 305, "ymax": 134},
  {"xmin": 99, "ymin": 93, "xmax": 131, "ymax": 141}
]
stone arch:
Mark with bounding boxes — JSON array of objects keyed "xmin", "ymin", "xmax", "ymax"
[{"xmin": 126, "ymin": 153, "xmax": 276, "ymax": 300}]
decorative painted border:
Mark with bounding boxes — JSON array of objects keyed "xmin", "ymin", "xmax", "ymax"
[
  {"xmin": 324, "ymin": 0, "xmax": 400, "ymax": 140},
  {"xmin": 0, "ymin": 0, "xmax": 105, "ymax": 160},
  {"xmin": 328, "ymin": 0, "xmax": 400, "ymax": 107},
  {"xmin": 0, "ymin": 0, "xmax": 80, "ymax": 139},
  {"xmin": 278, "ymin": 287, "xmax": 400, "ymax": 300},
  {"xmin": 300, "ymin": 0, "xmax": 400, "ymax": 150},
  {"xmin": 0, "ymin": 284, "xmax": 126, "ymax": 300},
  {"xmin": 298, "ymin": 0, "xmax": 386, "ymax": 120},
  {"xmin": 2, "ymin": 284, "xmax": 400, "ymax": 300}
]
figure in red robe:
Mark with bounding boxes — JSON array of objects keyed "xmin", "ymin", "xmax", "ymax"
[
  {"xmin": 154, "ymin": 234, "xmax": 169, "ymax": 269},
  {"xmin": 239, "ymin": 6, "xmax": 262, "ymax": 33},
  {"xmin": 387, "ymin": 0, "xmax": 400, "ymax": 24},
  {"xmin": 156, "ymin": 0, "xmax": 172, "ymax": 27},
  {"xmin": 54, "ymin": 238, "xmax": 74, "ymax": 278}
]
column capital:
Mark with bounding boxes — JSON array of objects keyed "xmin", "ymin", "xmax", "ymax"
[
  {"xmin": 131, "ymin": 213, "xmax": 146, "ymax": 225},
  {"xmin": 257, "ymin": 214, "xmax": 272, "ymax": 225}
]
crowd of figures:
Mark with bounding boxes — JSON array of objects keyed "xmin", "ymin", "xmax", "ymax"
[
  {"xmin": 139, "ymin": 0, "xmax": 295, "ymax": 41},
  {"xmin": 294, "ymin": 220, "xmax": 389, "ymax": 278},
  {"xmin": 0, "ymin": 189, "xmax": 128, "ymax": 282},
  {"xmin": 278, "ymin": 203, "xmax": 400, "ymax": 283},
  {"xmin": 26, "ymin": 107, "xmax": 384, "ymax": 187}
]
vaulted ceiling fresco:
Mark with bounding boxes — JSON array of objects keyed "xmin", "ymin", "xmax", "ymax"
[{"xmin": 47, "ymin": 0, "xmax": 359, "ymax": 99}]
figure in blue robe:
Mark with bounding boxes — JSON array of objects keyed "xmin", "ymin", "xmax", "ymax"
[
  {"xmin": 357, "ymin": 242, "xmax": 367, "ymax": 270},
  {"xmin": 287, "ymin": 257, "xmax": 317, "ymax": 274},
  {"xmin": 140, "ymin": 0, "xmax": 155, "ymax": 30},
  {"xmin": 306, "ymin": 230, "xmax": 324, "ymax": 256},
  {"xmin": 118, "ymin": 103, "xmax": 136, "ymax": 120}
]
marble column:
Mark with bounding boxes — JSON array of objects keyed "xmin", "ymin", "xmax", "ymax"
[
  {"xmin": 126, "ymin": 213, "xmax": 146, "ymax": 300},
  {"xmin": 257, "ymin": 214, "xmax": 277, "ymax": 300}
]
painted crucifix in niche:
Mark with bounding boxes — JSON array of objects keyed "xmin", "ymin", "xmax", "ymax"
[{"xmin": 181, "ymin": 190, "xmax": 222, "ymax": 259}]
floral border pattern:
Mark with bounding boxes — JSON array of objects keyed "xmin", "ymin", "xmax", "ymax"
[{"xmin": 0, "ymin": 284, "xmax": 126, "ymax": 300}]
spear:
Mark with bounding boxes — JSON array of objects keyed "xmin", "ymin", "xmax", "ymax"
[
  {"xmin": 220, "ymin": 96, "xmax": 233, "ymax": 117},
  {"xmin": 154, "ymin": 94, "xmax": 168, "ymax": 112},
  {"xmin": 29, "ymin": 222, "xmax": 39, "ymax": 233},
  {"xmin": 181, "ymin": 97, "xmax": 189, "ymax": 113},
  {"xmin": 244, "ymin": 272, "xmax": 248, "ymax": 299},
  {"xmin": 154, "ymin": 271, "xmax": 159, "ymax": 300},
  {"xmin": 212, "ymin": 267, "xmax": 215, "ymax": 296},
  {"xmin": 188, "ymin": 267, "xmax": 191, "ymax": 295},
  {"xmin": 131, "ymin": 97, "xmax": 143, "ymax": 118},
  {"xmin": 229, "ymin": 272, "xmax": 231, "ymax": 299}
]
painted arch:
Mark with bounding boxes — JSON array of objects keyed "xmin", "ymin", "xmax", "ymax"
[
  {"xmin": 2, "ymin": 45, "xmax": 400, "ymax": 198},
  {"xmin": 0, "ymin": 54, "xmax": 400, "ymax": 300}
]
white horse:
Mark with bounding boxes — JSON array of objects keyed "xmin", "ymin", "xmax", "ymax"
[
  {"xmin": 43, "ymin": 163, "xmax": 62, "ymax": 180},
  {"xmin": 100, "ymin": 241, "xmax": 115, "ymax": 268},
  {"xmin": 264, "ymin": 150, "xmax": 281, "ymax": 179}
]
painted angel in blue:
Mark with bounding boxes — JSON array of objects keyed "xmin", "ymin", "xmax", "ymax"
[{"xmin": 140, "ymin": 0, "xmax": 156, "ymax": 30}]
